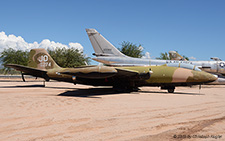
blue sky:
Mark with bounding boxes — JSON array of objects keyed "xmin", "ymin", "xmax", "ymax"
[{"xmin": 0, "ymin": 0, "xmax": 225, "ymax": 63}]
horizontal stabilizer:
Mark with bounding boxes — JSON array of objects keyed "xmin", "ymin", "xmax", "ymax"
[
  {"xmin": 210, "ymin": 57, "xmax": 222, "ymax": 61},
  {"xmin": 6, "ymin": 64, "xmax": 48, "ymax": 79}
]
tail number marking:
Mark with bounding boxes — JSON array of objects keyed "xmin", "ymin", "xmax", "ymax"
[{"xmin": 38, "ymin": 55, "xmax": 51, "ymax": 67}]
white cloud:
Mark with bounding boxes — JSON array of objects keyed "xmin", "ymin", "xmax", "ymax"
[
  {"xmin": 189, "ymin": 56, "xmax": 196, "ymax": 60},
  {"xmin": 0, "ymin": 31, "xmax": 84, "ymax": 53},
  {"xmin": 69, "ymin": 42, "xmax": 83, "ymax": 51},
  {"xmin": 142, "ymin": 52, "xmax": 151, "ymax": 59}
]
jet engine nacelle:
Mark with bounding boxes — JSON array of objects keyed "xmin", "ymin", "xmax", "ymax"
[{"xmin": 138, "ymin": 72, "xmax": 151, "ymax": 80}]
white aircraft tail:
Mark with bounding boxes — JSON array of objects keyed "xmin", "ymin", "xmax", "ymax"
[
  {"xmin": 86, "ymin": 29, "xmax": 126, "ymax": 57},
  {"xmin": 169, "ymin": 51, "xmax": 187, "ymax": 61}
]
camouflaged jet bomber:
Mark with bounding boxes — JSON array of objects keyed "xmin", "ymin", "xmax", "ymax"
[
  {"xmin": 6, "ymin": 48, "xmax": 216, "ymax": 93},
  {"xmin": 86, "ymin": 29, "xmax": 225, "ymax": 77}
]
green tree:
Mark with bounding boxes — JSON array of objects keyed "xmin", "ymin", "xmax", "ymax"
[
  {"xmin": 182, "ymin": 55, "xmax": 189, "ymax": 61},
  {"xmin": 0, "ymin": 48, "xmax": 29, "ymax": 73},
  {"xmin": 47, "ymin": 47, "xmax": 90, "ymax": 68},
  {"xmin": 156, "ymin": 52, "xmax": 170, "ymax": 60},
  {"xmin": 156, "ymin": 52, "xmax": 189, "ymax": 61},
  {"xmin": 0, "ymin": 47, "xmax": 90, "ymax": 74},
  {"xmin": 118, "ymin": 41, "xmax": 143, "ymax": 58}
]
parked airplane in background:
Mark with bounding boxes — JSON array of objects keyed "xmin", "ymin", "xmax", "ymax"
[
  {"xmin": 169, "ymin": 51, "xmax": 223, "ymax": 62},
  {"xmin": 86, "ymin": 29, "xmax": 225, "ymax": 77},
  {"xmin": 168, "ymin": 51, "xmax": 187, "ymax": 61},
  {"xmin": 169, "ymin": 51, "xmax": 225, "ymax": 85},
  {"xmin": 6, "ymin": 49, "xmax": 216, "ymax": 93}
]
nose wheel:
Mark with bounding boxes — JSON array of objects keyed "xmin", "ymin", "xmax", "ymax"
[
  {"xmin": 168, "ymin": 88, "xmax": 175, "ymax": 93},
  {"xmin": 161, "ymin": 86, "xmax": 175, "ymax": 93}
]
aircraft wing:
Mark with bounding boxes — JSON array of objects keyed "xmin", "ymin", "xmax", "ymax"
[
  {"xmin": 59, "ymin": 66, "xmax": 144, "ymax": 79},
  {"xmin": 115, "ymin": 68, "xmax": 151, "ymax": 80},
  {"xmin": 59, "ymin": 66, "xmax": 118, "ymax": 79},
  {"xmin": 74, "ymin": 65, "xmax": 98, "ymax": 68},
  {"xmin": 115, "ymin": 68, "xmax": 139, "ymax": 77},
  {"xmin": 109, "ymin": 64, "xmax": 150, "ymax": 67},
  {"xmin": 5, "ymin": 64, "xmax": 48, "ymax": 79}
]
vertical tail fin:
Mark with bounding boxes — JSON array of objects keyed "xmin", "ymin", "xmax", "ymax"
[
  {"xmin": 169, "ymin": 51, "xmax": 187, "ymax": 61},
  {"xmin": 28, "ymin": 48, "xmax": 60, "ymax": 70},
  {"xmin": 86, "ymin": 29, "xmax": 126, "ymax": 57}
]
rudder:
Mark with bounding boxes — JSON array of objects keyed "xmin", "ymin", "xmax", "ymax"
[{"xmin": 86, "ymin": 29, "xmax": 126, "ymax": 57}]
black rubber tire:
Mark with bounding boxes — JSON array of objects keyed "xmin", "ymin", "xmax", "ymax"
[{"xmin": 168, "ymin": 89, "xmax": 175, "ymax": 93}]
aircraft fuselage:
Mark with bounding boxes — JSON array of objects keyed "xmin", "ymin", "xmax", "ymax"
[{"xmin": 93, "ymin": 56, "xmax": 225, "ymax": 76}]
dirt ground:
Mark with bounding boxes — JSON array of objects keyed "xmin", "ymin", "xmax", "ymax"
[{"xmin": 0, "ymin": 81, "xmax": 225, "ymax": 141}]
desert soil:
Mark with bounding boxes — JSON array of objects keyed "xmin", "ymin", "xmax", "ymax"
[{"xmin": 0, "ymin": 81, "xmax": 225, "ymax": 141}]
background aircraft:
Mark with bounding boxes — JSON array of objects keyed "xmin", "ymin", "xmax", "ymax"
[
  {"xmin": 168, "ymin": 51, "xmax": 187, "ymax": 61},
  {"xmin": 6, "ymin": 48, "xmax": 216, "ymax": 93},
  {"xmin": 86, "ymin": 29, "xmax": 225, "ymax": 77},
  {"xmin": 169, "ymin": 51, "xmax": 225, "ymax": 85}
]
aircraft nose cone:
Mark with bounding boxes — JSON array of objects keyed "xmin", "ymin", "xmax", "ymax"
[
  {"xmin": 207, "ymin": 73, "xmax": 217, "ymax": 82},
  {"xmin": 194, "ymin": 71, "xmax": 217, "ymax": 83}
]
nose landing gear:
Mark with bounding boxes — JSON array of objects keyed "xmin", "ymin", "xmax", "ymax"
[{"xmin": 161, "ymin": 86, "xmax": 175, "ymax": 93}]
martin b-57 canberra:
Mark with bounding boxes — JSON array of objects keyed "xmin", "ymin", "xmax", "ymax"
[{"xmin": 6, "ymin": 48, "xmax": 216, "ymax": 93}]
